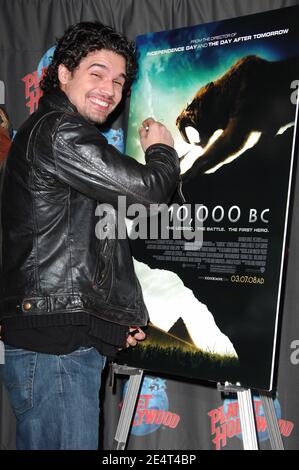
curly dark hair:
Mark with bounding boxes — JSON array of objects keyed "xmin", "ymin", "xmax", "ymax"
[{"xmin": 40, "ymin": 22, "xmax": 137, "ymax": 93}]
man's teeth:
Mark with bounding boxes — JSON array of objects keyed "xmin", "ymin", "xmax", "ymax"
[{"xmin": 90, "ymin": 98, "xmax": 109, "ymax": 107}]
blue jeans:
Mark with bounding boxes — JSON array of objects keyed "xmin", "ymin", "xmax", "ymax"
[{"xmin": 1, "ymin": 345, "xmax": 106, "ymax": 450}]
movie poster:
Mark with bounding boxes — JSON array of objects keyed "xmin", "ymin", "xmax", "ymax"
[{"xmin": 118, "ymin": 6, "xmax": 299, "ymax": 390}]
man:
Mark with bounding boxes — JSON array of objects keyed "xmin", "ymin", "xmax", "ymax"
[{"xmin": 0, "ymin": 22, "xmax": 179, "ymax": 449}]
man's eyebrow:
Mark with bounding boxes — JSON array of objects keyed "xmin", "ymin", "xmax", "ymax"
[{"xmin": 87, "ymin": 63, "xmax": 127, "ymax": 81}]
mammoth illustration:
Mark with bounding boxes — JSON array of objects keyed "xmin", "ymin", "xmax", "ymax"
[{"xmin": 176, "ymin": 55, "xmax": 299, "ymax": 179}]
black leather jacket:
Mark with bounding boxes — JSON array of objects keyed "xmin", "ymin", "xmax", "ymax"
[{"xmin": 0, "ymin": 90, "xmax": 180, "ymax": 328}]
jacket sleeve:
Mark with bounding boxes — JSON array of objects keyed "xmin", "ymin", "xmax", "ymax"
[{"xmin": 52, "ymin": 113, "xmax": 180, "ymax": 207}]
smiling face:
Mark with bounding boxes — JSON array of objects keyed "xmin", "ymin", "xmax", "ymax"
[{"xmin": 58, "ymin": 49, "xmax": 127, "ymax": 124}]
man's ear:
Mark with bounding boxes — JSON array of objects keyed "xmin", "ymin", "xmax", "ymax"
[{"xmin": 58, "ymin": 64, "xmax": 71, "ymax": 86}]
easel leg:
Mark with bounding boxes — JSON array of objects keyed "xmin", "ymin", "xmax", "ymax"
[
  {"xmin": 111, "ymin": 366, "xmax": 144, "ymax": 450},
  {"xmin": 237, "ymin": 388, "xmax": 259, "ymax": 450},
  {"xmin": 259, "ymin": 392, "xmax": 284, "ymax": 450},
  {"xmin": 218, "ymin": 383, "xmax": 259, "ymax": 450},
  {"xmin": 218, "ymin": 383, "xmax": 284, "ymax": 450}
]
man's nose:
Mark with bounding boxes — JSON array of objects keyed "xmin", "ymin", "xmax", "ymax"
[{"xmin": 101, "ymin": 78, "xmax": 115, "ymax": 97}]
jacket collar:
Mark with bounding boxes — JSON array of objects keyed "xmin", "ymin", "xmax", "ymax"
[{"xmin": 38, "ymin": 88, "xmax": 77, "ymax": 115}]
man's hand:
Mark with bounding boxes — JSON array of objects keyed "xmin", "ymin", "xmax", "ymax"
[
  {"xmin": 139, "ymin": 117, "xmax": 174, "ymax": 152},
  {"xmin": 125, "ymin": 326, "xmax": 146, "ymax": 348}
]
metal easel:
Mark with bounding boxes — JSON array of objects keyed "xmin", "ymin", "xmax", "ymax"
[
  {"xmin": 111, "ymin": 364, "xmax": 284, "ymax": 450},
  {"xmin": 217, "ymin": 382, "xmax": 284, "ymax": 450},
  {"xmin": 111, "ymin": 364, "xmax": 144, "ymax": 450}
]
